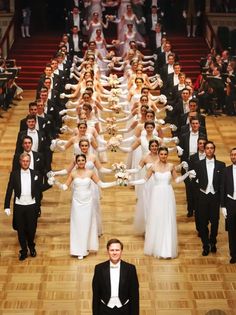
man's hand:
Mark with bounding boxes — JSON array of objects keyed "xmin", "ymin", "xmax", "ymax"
[
  {"xmin": 4, "ymin": 208, "xmax": 11, "ymax": 216},
  {"xmin": 221, "ymin": 207, "xmax": 227, "ymax": 219}
]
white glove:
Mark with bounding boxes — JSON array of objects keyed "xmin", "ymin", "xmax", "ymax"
[
  {"xmin": 60, "ymin": 93, "xmax": 66, "ymax": 99},
  {"xmin": 148, "ymin": 66, "xmax": 154, "ymax": 71},
  {"xmin": 170, "ymin": 124, "xmax": 177, "ymax": 131},
  {"xmin": 50, "ymin": 139, "xmax": 57, "ymax": 151},
  {"xmin": 4, "ymin": 208, "xmax": 11, "ymax": 216},
  {"xmin": 48, "ymin": 177, "xmax": 56, "ymax": 186},
  {"xmin": 177, "ymin": 146, "xmax": 183, "ymax": 156},
  {"xmin": 69, "ymin": 73, "xmax": 74, "ymax": 79},
  {"xmin": 83, "ymin": 20, "xmax": 87, "ymax": 25},
  {"xmin": 62, "ymin": 115, "xmax": 70, "ymax": 122},
  {"xmin": 149, "ymin": 61, "xmax": 154, "ymax": 66},
  {"xmin": 183, "ymin": 11, "xmax": 187, "ymax": 18},
  {"xmin": 60, "ymin": 125, "xmax": 70, "ymax": 133},
  {"xmin": 141, "ymin": 42, "xmax": 146, "ymax": 48},
  {"xmin": 153, "ymin": 54, "xmax": 157, "ymax": 60},
  {"xmin": 172, "ymin": 136, "xmax": 179, "ymax": 144},
  {"xmin": 181, "ymin": 161, "xmax": 189, "ymax": 171},
  {"xmin": 65, "ymin": 84, "xmax": 72, "ymax": 90},
  {"xmin": 47, "ymin": 171, "xmax": 55, "ymax": 178},
  {"xmin": 166, "ymin": 105, "xmax": 173, "ymax": 111},
  {"xmin": 59, "ymin": 109, "xmax": 67, "ymax": 116},
  {"xmin": 197, "ymin": 11, "xmax": 201, "ymax": 17},
  {"xmin": 161, "ymin": 11, "xmax": 164, "ymax": 17},
  {"xmin": 221, "ymin": 207, "xmax": 227, "ymax": 219},
  {"xmin": 188, "ymin": 170, "xmax": 196, "ymax": 179},
  {"xmin": 157, "ymin": 119, "xmax": 165, "ymax": 125},
  {"xmin": 142, "ymin": 17, "xmax": 146, "ymax": 23}
]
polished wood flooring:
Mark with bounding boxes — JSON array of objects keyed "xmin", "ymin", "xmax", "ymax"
[{"xmin": 0, "ymin": 92, "xmax": 236, "ymax": 315}]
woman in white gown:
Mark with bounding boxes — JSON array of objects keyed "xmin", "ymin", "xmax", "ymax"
[
  {"xmin": 50, "ymin": 154, "xmax": 116, "ymax": 259},
  {"xmin": 130, "ymin": 147, "xmax": 195, "ymax": 259}
]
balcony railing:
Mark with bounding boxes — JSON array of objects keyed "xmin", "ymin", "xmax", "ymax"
[{"xmin": 0, "ymin": 15, "xmax": 15, "ymax": 58}]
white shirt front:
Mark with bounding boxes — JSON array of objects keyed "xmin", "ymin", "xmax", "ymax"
[
  {"xmin": 198, "ymin": 152, "xmax": 206, "ymax": 160},
  {"xmin": 15, "ymin": 169, "xmax": 36, "ymax": 205},
  {"xmin": 167, "ymin": 64, "xmax": 174, "ymax": 74},
  {"xmin": 189, "ymin": 131, "xmax": 199, "ymax": 156},
  {"xmin": 73, "ymin": 14, "xmax": 80, "ymax": 30},
  {"xmin": 229, "ymin": 165, "xmax": 236, "ymax": 199},
  {"xmin": 27, "ymin": 129, "xmax": 39, "ymax": 152},
  {"xmin": 151, "ymin": 14, "xmax": 158, "ymax": 30},
  {"xmin": 73, "ymin": 34, "xmax": 79, "ymax": 52},
  {"xmin": 173, "ymin": 73, "xmax": 179, "ymax": 86},
  {"xmin": 155, "ymin": 32, "xmax": 162, "ymax": 48},
  {"xmin": 205, "ymin": 158, "xmax": 215, "ymax": 194},
  {"xmin": 183, "ymin": 101, "xmax": 189, "ymax": 114},
  {"xmin": 107, "ymin": 261, "xmax": 122, "ymax": 308}
]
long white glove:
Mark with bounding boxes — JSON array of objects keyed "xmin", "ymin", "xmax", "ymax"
[
  {"xmin": 97, "ymin": 181, "xmax": 117, "ymax": 188},
  {"xmin": 60, "ymin": 93, "xmax": 66, "ymax": 99},
  {"xmin": 4, "ymin": 208, "xmax": 11, "ymax": 216},
  {"xmin": 176, "ymin": 146, "xmax": 184, "ymax": 156},
  {"xmin": 59, "ymin": 109, "xmax": 67, "ymax": 116},
  {"xmin": 127, "ymin": 165, "xmax": 142, "ymax": 174},
  {"xmin": 99, "ymin": 167, "xmax": 113, "ymax": 174},
  {"xmin": 129, "ymin": 178, "xmax": 147, "ymax": 185},
  {"xmin": 175, "ymin": 170, "xmax": 196, "ymax": 183},
  {"xmin": 183, "ymin": 11, "xmax": 187, "ymax": 18},
  {"xmin": 221, "ymin": 207, "xmax": 227, "ymax": 219}
]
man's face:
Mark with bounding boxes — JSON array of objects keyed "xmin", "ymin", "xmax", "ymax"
[
  {"xmin": 230, "ymin": 149, "xmax": 236, "ymax": 165},
  {"xmin": 72, "ymin": 27, "xmax": 78, "ymax": 35},
  {"xmin": 22, "ymin": 139, "xmax": 32, "ymax": 152},
  {"xmin": 168, "ymin": 56, "xmax": 174, "ymax": 65},
  {"xmin": 190, "ymin": 120, "xmax": 200, "ymax": 132},
  {"xmin": 44, "ymin": 79, "xmax": 51, "ymax": 89},
  {"xmin": 51, "ymin": 60, "xmax": 58, "ymax": 70},
  {"xmin": 174, "ymin": 65, "xmax": 181, "ymax": 74},
  {"xmin": 26, "ymin": 119, "xmax": 36, "ymax": 130},
  {"xmin": 40, "ymin": 92, "xmax": 48, "ymax": 102},
  {"xmin": 20, "ymin": 155, "xmax": 30, "ymax": 170},
  {"xmin": 198, "ymin": 140, "xmax": 206, "ymax": 152},
  {"xmin": 29, "ymin": 106, "xmax": 37, "ymax": 116},
  {"xmin": 108, "ymin": 243, "xmax": 122, "ymax": 264},
  {"xmin": 189, "ymin": 102, "xmax": 197, "ymax": 112},
  {"xmin": 205, "ymin": 143, "xmax": 215, "ymax": 158},
  {"xmin": 165, "ymin": 43, "xmax": 171, "ymax": 52},
  {"xmin": 44, "ymin": 67, "xmax": 52, "ymax": 77},
  {"xmin": 181, "ymin": 90, "xmax": 190, "ymax": 101},
  {"xmin": 37, "ymin": 102, "xmax": 45, "ymax": 114}
]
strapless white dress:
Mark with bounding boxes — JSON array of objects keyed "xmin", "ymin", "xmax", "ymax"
[
  {"xmin": 70, "ymin": 177, "xmax": 98, "ymax": 256},
  {"xmin": 144, "ymin": 171, "xmax": 178, "ymax": 259}
]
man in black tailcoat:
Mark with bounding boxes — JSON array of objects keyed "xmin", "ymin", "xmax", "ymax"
[{"xmin": 92, "ymin": 239, "xmax": 139, "ymax": 315}]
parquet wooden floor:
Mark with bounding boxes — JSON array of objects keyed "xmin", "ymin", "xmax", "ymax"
[{"xmin": 0, "ymin": 92, "xmax": 236, "ymax": 315}]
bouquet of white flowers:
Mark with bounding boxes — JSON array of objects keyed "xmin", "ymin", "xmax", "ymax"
[
  {"xmin": 107, "ymin": 135, "xmax": 123, "ymax": 152},
  {"xmin": 112, "ymin": 162, "xmax": 130, "ymax": 186}
]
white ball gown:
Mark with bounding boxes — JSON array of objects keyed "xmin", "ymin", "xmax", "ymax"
[
  {"xmin": 144, "ymin": 171, "xmax": 178, "ymax": 259},
  {"xmin": 70, "ymin": 177, "xmax": 98, "ymax": 256}
]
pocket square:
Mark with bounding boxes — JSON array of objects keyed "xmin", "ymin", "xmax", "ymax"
[{"xmin": 34, "ymin": 175, "xmax": 38, "ymax": 180}]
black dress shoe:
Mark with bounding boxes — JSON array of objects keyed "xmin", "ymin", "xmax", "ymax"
[
  {"xmin": 230, "ymin": 257, "xmax": 236, "ymax": 264},
  {"xmin": 210, "ymin": 245, "xmax": 217, "ymax": 253},
  {"xmin": 29, "ymin": 248, "xmax": 37, "ymax": 257},
  {"xmin": 19, "ymin": 251, "xmax": 28, "ymax": 261},
  {"xmin": 202, "ymin": 249, "xmax": 209, "ymax": 256}
]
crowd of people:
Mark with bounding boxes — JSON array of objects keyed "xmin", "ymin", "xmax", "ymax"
[{"xmin": 3, "ymin": 1, "xmax": 236, "ymax": 270}]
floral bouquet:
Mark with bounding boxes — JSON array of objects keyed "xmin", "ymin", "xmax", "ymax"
[
  {"xmin": 107, "ymin": 134, "xmax": 123, "ymax": 152},
  {"xmin": 112, "ymin": 162, "xmax": 130, "ymax": 186},
  {"xmin": 108, "ymin": 97, "xmax": 122, "ymax": 113},
  {"xmin": 108, "ymin": 74, "xmax": 120, "ymax": 88},
  {"xmin": 106, "ymin": 124, "xmax": 118, "ymax": 135}
]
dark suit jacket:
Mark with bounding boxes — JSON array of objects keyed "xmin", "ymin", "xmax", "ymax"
[
  {"xmin": 20, "ymin": 116, "xmax": 45, "ymax": 132},
  {"xmin": 92, "ymin": 260, "xmax": 139, "ymax": 315},
  {"xmin": 194, "ymin": 158, "xmax": 225, "ymax": 193},
  {"xmin": 4, "ymin": 169, "xmax": 42, "ymax": 209},
  {"xmin": 12, "ymin": 151, "xmax": 44, "ymax": 172},
  {"xmin": 179, "ymin": 131, "xmax": 206, "ymax": 162},
  {"xmin": 180, "ymin": 124, "xmax": 207, "ymax": 138},
  {"xmin": 15, "ymin": 130, "xmax": 45, "ymax": 154},
  {"xmin": 180, "ymin": 112, "xmax": 206, "ymax": 128},
  {"xmin": 221, "ymin": 165, "xmax": 235, "ymax": 207},
  {"xmin": 183, "ymin": 0, "xmax": 202, "ymax": 11}
]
